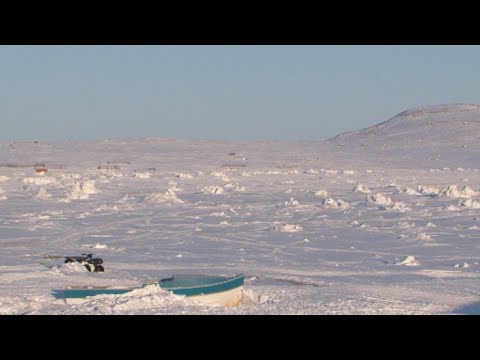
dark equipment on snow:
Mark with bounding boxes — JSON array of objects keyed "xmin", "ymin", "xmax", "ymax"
[{"xmin": 64, "ymin": 253, "xmax": 105, "ymax": 272}]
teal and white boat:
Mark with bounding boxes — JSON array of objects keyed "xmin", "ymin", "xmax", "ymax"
[{"xmin": 53, "ymin": 274, "xmax": 244, "ymax": 307}]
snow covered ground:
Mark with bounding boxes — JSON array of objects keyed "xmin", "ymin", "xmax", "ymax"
[{"xmin": 2, "ymin": 104, "xmax": 480, "ymax": 314}]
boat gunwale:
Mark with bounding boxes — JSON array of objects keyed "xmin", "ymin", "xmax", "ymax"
[{"xmin": 159, "ymin": 274, "xmax": 244, "ymax": 291}]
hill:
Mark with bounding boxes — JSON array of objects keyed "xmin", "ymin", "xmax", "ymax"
[{"xmin": 328, "ymin": 104, "xmax": 480, "ymax": 168}]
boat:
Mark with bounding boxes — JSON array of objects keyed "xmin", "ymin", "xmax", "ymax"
[
  {"xmin": 159, "ymin": 274, "xmax": 244, "ymax": 306},
  {"xmin": 53, "ymin": 274, "xmax": 244, "ymax": 307}
]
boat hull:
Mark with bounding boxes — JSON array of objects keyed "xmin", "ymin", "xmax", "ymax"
[
  {"xmin": 189, "ymin": 286, "xmax": 244, "ymax": 307},
  {"xmin": 58, "ymin": 286, "xmax": 244, "ymax": 306},
  {"xmin": 54, "ymin": 288, "xmax": 132, "ymax": 305},
  {"xmin": 159, "ymin": 274, "xmax": 244, "ymax": 307},
  {"xmin": 54, "ymin": 274, "xmax": 245, "ymax": 307}
]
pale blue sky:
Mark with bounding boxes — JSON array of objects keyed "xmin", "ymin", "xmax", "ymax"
[{"xmin": 1, "ymin": 45, "xmax": 479, "ymax": 143}]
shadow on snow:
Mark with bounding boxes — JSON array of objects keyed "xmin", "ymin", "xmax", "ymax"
[{"xmin": 451, "ymin": 301, "xmax": 480, "ymax": 315}]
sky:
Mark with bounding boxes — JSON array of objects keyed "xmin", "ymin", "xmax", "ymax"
[{"xmin": 1, "ymin": 45, "xmax": 479, "ymax": 143}]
